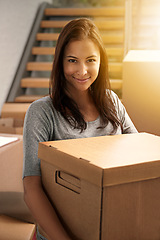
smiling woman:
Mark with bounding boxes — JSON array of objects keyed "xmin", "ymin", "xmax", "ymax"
[
  {"xmin": 23, "ymin": 18, "xmax": 137, "ymax": 240},
  {"xmin": 63, "ymin": 39, "xmax": 100, "ymax": 94},
  {"xmin": 62, "ymin": 38, "xmax": 101, "ymax": 122},
  {"xmin": 50, "ymin": 18, "xmax": 126, "ymax": 131}
]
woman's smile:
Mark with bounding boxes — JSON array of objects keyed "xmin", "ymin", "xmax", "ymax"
[
  {"xmin": 72, "ymin": 76, "xmax": 91, "ymax": 83},
  {"xmin": 63, "ymin": 38, "xmax": 100, "ymax": 94}
]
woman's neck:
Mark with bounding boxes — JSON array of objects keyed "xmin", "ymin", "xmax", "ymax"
[
  {"xmin": 68, "ymin": 89, "xmax": 99, "ymax": 122},
  {"xmin": 69, "ymin": 89, "xmax": 91, "ymax": 108}
]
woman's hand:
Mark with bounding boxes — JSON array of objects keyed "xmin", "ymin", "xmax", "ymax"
[{"xmin": 23, "ymin": 176, "xmax": 71, "ymax": 240}]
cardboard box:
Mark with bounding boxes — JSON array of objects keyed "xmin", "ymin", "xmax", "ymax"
[
  {"xmin": 1, "ymin": 103, "xmax": 30, "ymax": 120},
  {"xmin": 0, "ymin": 215, "xmax": 35, "ymax": 240},
  {"xmin": 0, "ymin": 134, "xmax": 34, "ymax": 223},
  {"xmin": 0, "ymin": 118, "xmax": 23, "ymax": 135},
  {"xmin": 123, "ymin": 50, "xmax": 160, "ymax": 136},
  {"xmin": 38, "ymin": 133, "xmax": 160, "ymax": 240}
]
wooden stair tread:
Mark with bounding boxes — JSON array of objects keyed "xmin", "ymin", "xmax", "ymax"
[
  {"xmin": 93, "ymin": 20, "xmax": 124, "ymax": 30},
  {"xmin": 32, "ymin": 47, "xmax": 123, "ymax": 57},
  {"xmin": 102, "ymin": 34, "xmax": 124, "ymax": 44},
  {"xmin": 21, "ymin": 78, "xmax": 50, "ymax": 88},
  {"xmin": 44, "ymin": 7, "xmax": 125, "ymax": 17},
  {"xmin": 36, "ymin": 33, "xmax": 124, "ymax": 44},
  {"xmin": 109, "ymin": 63, "xmax": 122, "ymax": 73},
  {"xmin": 32, "ymin": 47, "xmax": 55, "ymax": 55},
  {"xmin": 26, "ymin": 62, "xmax": 52, "ymax": 71},
  {"xmin": 14, "ymin": 95, "xmax": 44, "ymax": 103},
  {"xmin": 107, "ymin": 48, "xmax": 124, "ymax": 58},
  {"xmin": 110, "ymin": 79, "xmax": 122, "ymax": 89},
  {"xmin": 21, "ymin": 78, "xmax": 122, "ymax": 90},
  {"xmin": 40, "ymin": 20, "xmax": 124, "ymax": 30},
  {"xmin": 36, "ymin": 33, "xmax": 59, "ymax": 41},
  {"xmin": 26, "ymin": 62, "xmax": 122, "ymax": 73},
  {"xmin": 1, "ymin": 103, "xmax": 30, "ymax": 119},
  {"xmin": 40, "ymin": 20, "xmax": 68, "ymax": 28}
]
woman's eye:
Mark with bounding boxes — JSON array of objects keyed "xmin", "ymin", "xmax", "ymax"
[
  {"xmin": 68, "ymin": 59, "xmax": 77, "ymax": 63},
  {"xmin": 87, "ymin": 59, "xmax": 96, "ymax": 63}
]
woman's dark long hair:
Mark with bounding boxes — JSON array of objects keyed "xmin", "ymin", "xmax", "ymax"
[{"xmin": 49, "ymin": 18, "xmax": 122, "ymax": 133}]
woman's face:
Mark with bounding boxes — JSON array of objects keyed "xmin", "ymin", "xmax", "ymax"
[{"xmin": 63, "ymin": 38, "xmax": 100, "ymax": 94}]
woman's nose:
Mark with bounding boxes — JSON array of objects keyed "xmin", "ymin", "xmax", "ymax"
[{"xmin": 77, "ymin": 63, "xmax": 87, "ymax": 76}]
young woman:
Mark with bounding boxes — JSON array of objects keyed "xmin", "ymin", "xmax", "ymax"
[{"xmin": 23, "ymin": 18, "xmax": 137, "ymax": 240}]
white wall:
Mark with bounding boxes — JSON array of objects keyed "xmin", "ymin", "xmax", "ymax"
[{"xmin": 0, "ymin": 0, "xmax": 52, "ymax": 114}]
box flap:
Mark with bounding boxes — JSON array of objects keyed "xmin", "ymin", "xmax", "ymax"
[
  {"xmin": 39, "ymin": 143, "xmax": 103, "ymax": 187},
  {"xmin": 0, "ymin": 136, "xmax": 18, "ymax": 148},
  {"xmin": 123, "ymin": 50, "xmax": 160, "ymax": 62},
  {"xmin": 0, "ymin": 118, "xmax": 23, "ymax": 134},
  {"xmin": 0, "ymin": 215, "xmax": 35, "ymax": 240},
  {"xmin": 0, "ymin": 118, "xmax": 14, "ymax": 127},
  {"xmin": 39, "ymin": 133, "xmax": 160, "ymax": 186}
]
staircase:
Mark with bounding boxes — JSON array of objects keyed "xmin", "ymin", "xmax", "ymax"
[{"xmin": 1, "ymin": 2, "xmax": 125, "ymax": 121}]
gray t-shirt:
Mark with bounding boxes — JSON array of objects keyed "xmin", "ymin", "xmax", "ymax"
[{"xmin": 23, "ymin": 92, "xmax": 137, "ymax": 178}]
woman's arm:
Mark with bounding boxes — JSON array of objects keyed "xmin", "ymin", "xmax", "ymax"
[{"xmin": 23, "ymin": 176, "xmax": 71, "ymax": 240}]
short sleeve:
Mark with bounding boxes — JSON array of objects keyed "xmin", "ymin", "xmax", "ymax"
[
  {"xmin": 111, "ymin": 91, "xmax": 138, "ymax": 134},
  {"xmin": 23, "ymin": 98, "xmax": 54, "ymax": 178}
]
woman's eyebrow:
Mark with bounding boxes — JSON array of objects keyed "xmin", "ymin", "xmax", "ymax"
[
  {"xmin": 86, "ymin": 55, "xmax": 97, "ymax": 59},
  {"xmin": 66, "ymin": 55, "xmax": 78, "ymax": 59},
  {"xmin": 65, "ymin": 55, "xmax": 97, "ymax": 59}
]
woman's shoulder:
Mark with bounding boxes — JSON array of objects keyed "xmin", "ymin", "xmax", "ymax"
[
  {"xmin": 106, "ymin": 90, "xmax": 124, "ymax": 114},
  {"xmin": 106, "ymin": 89, "xmax": 120, "ymax": 104},
  {"xmin": 27, "ymin": 95, "xmax": 53, "ymax": 112},
  {"xmin": 24, "ymin": 96, "xmax": 55, "ymax": 124},
  {"xmin": 30, "ymin": 95, "xmax": 52, "ymax": 106},
  {"xmin": 24, "ymin": 96, "xmax": 55, "ymax": 133}
]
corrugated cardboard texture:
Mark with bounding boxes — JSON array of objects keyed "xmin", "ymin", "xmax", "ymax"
[
  {"xmin": 0, "ymin": 118, "xmax": 23, "ymax": 134},
  {"xmin": 39, "ymin": 133, "xmax": 160, "ymax": 186},
  {"xmin": 41, "ymin": 160, "xmax": 102, "ymax": 240},
  {"xmin": 39, "ymin": 133, "xmax": 160, "ymax": 240},
  {"xmin": 102, "ymin": 177, "xmax": 160, "ymax": 240},
  {"xmin": 0, "ymin": 215, "xmax": 35, "ymax": 240},
  {"xmin": 0, "ymin": 134, "xmax": 23, "ymax": 192},
  {"xmin": 0, "ymin": 134, "xmax": 34, "ymax": 223}
]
